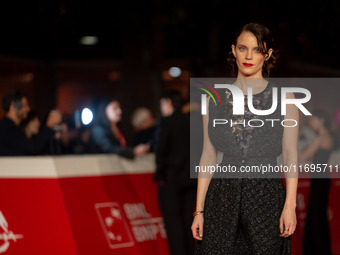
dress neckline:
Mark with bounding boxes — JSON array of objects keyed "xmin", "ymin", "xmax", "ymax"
[{"xmin": 233, "ymin": 81, "xmax": 270, "ymax": 96}]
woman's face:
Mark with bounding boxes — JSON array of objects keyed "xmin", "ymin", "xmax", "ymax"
[
  {"xmin": 308, "ymin": 116, "xmax": 323, "ymax": 131},
  {"xmin": 27, "ymin": 117, "xmax": 41, "ymax": 136},
  {"xmin": 231, "ymin": 31, "xmax": 272, "ymax": 78},
  {"xmin": 105, "ymin": 101, "xmax": 122, "ymax": 123}
]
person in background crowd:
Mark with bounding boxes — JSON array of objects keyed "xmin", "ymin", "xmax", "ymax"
[
  {"xmin": 91, "ymin": 99, "xmax": 150, "ymax": 158},
  {"xmin": 131, "ymin": 107, "xmax": 156, "ymax": 152},
  {"xmin": 155, "ymin": 90, "xmax": 197, "ymax": 255},
  {"xmin": 0, "ymin": 90, "xmax": 62, "ymax": 156},
  {"xmin": 72, "ymin": 125, "xmax": 94, "ymax": 154},
  {"xmin": 21, "ymin": 111, "xmax": 41, "ymax": 139},
  {"xmin": 21, "ymin": 110, "xmax": 71, "ymax": 155},
  {"xmin": 47, "ymin": 122, "xmax": 71, "ymax": 155},
  {"xmin": 300, "ymin": 109, "xmax": 334, "ymax": 255},
  {"xmin": 20, "ymin": 108, "xmax": 69, "ymax": 155}
]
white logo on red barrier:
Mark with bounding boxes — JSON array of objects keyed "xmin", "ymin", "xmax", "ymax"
[
  {"xmin": 124, "ymin": 203, "xmax": 167, "ymax": 242},
  {"xmin": 0, "ymin": 211, "xmax": 23, "ymax": 253},
  {"xmin": 95, "ymin": 203, "xmax": 134, "ymax": 249},
  {"xmin": 95, "ymin": 202, "xmax": 167, "ymax": 249}
]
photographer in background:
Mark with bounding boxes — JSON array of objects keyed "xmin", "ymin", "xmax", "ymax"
[{"xmin": 0, "ymin": 90, "xmax": 62, "ymax": 156}]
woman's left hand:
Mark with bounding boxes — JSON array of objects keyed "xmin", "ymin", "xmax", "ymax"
[{"xmin": 279, "ymin": 206, "xmax": 297, "ymax": 238}]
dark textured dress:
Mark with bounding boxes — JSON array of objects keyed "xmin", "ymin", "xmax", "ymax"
[{"xmin": 194, "ymin": 82, "xmax": 291, "ymax": 255}]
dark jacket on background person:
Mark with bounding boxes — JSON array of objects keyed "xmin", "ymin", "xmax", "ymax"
[
  {"xmin": 155, "ymin": 110, "xmax": 196, "ymax": 187},
  {"xmin": 0, "ymin": 117, "xmax": 54, "ymax": 156},
  {"xmin": 91, "ymin": 123, "xmax": 134, "ymax": 159},
  {"xmin": 90, "ymin": 100, "xmax": 134, "ymax": 159},
  {"xmin": 132, "ymin": 125, "xmax": 156, "ymax": 152}
]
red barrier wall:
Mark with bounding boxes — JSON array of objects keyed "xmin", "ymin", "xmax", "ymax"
[{"xmin": 0, "ymin": 155, "xmax": 339, "ymax": 254}]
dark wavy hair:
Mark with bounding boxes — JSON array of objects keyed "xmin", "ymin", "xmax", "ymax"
[{"xmin": 227, "ymin": 23, "xmax": 279, "ymax": 78}]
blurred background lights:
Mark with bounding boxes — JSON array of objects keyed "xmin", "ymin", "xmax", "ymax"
[
  {"xmin": 108, "ymin": 71, "xmax": 120, "ymax": 81},
  {"xmin": 81, "ymin": 108, "xmax": 93, "ymax": 125},
  {"xmin": 21, "ymin": 72, "xmax": 34, "ymax": 83},
  {"xmin": 168, "ymin": 67, "xmax": 182, "ymax": 77},
  {"xmin": 80, "ymin": 36, "xmax": 98, "ymax": 45}
]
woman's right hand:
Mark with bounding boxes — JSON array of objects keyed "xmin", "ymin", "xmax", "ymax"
[{"xmin": 191, "ymin": 214, "xmax": 204, "ymax": 240}]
